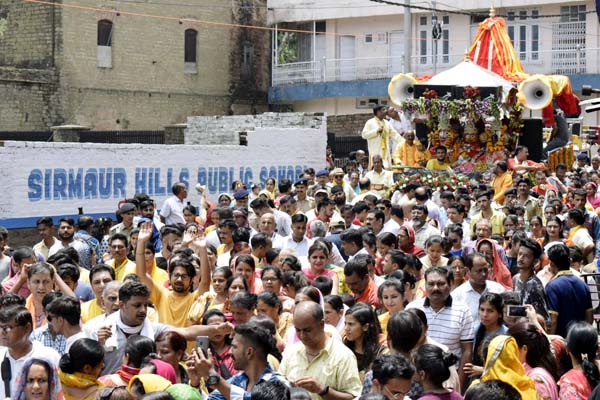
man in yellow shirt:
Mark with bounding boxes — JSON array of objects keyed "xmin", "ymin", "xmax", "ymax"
[
  {"xmin": 426, "ymin": 146, "xmax": 452, "ymax": 172},
  {"xmin": 136, "ymin": 222, "xmax": 211, "ymax": 327},
  {"xmin": 107, "ymin": 233, "xmax": 136, "ymax": 281},
  {"xmin": 470, "ymin": 191, "xmax": 506, "ymax": 236},
  {"xmin": 81, "ymin": 264, "xmax": 115, "ymax": 323},
  {"xmin": 491, "ymin": 161, "xmax": 513, "ymax": 205},
  {"xmin": 279, "ymin": 301, "xmax": 362, "ymax": 399}
]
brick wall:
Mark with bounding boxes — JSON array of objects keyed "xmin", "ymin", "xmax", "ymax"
[
  {"xmin": 228, "ymin": 0, "xmax": 270, "ymax": 113},
  {"xmin": 60, "ymin": 88, "xmax": 231, "ymax": 130},
  {"xmin": 0, "ymin": 1, "xmax": 62, "ymax": 130},
  {"xmin": 327, "ymin": 113, "xmax": 372, "ymax": 136},
  {"xmin": 0, "ymin": 0, "xmax": 271, "ymax": 131},
  {"xmin": 185, "ymin": 112, "xmax": 326, "ymax": 145},
  {"xmin": 0, "ymin": 1, "xmax": 58, "ymax": 68}
]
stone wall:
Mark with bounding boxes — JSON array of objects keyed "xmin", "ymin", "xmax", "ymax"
[
  {"xmin": 228, "ymin": 0, "xmax": 270, "ymax": 114},
  {"xmin": 0, "ymin": 0, "xmax": 271, "ymax": 131},
  {"xmin": 185, "ymin": 112, "xmax": 326, "ymax": 145},
  {"xmin": 0, "ymin": 1, "xmax": 62, "ymax": 130},
  {"xmin": 0, "ymin": 1, "xmax": 58, "ymax": 68},
  {"xmin": 0, "ymin": 67, "xmax": 62, "ymax": 130},
  {"xmin": 327, "ymin": 113, "xmax": 371, "ymax": 136}
]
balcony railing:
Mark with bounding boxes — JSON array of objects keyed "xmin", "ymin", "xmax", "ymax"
[{"xmin": 272, "ymin": 46, "xmax": 599, "ymax": 87}]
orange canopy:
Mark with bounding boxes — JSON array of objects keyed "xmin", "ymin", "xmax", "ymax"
[
  {"xmin": 468, "ymin": 17, "xmax": 528, "ymax": 82},
  {"xmin": 468, "ymin": 15, "xmax": 580, "ymax": 121}
]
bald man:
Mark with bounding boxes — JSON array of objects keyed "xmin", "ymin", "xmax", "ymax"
[
  {"xmin": 280, "ymin": 302, "xmax": 361, "ymax": 400},
  {"xmin": 259, "ymin": 213, "xmax": 285, "ymax": 249}
]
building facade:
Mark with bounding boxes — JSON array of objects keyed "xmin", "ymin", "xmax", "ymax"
[
  {"xmin": 268, "ymin": 0, "xmax": 600, "ymax": 133},
  {"xmin": 0, "ymin": 0, "xmax": 270, "ymax": 131}
]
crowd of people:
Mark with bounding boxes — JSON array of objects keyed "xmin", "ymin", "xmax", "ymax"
[{"xmin": 2, "ymin": 108, "xmax": 600, "ymax": 400}]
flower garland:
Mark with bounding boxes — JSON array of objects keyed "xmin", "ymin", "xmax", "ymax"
[
  {"xmin": 391, "ymin": 170, "xmax": 474, "ymax": 193},
  {"xmin": 485, "ymin": 128, "xmax": 506, "ymax": 153},
  {"xmin": 427, "ymin": 129, "xmax": 440, "ymax": 149},
  {"xmin": 398, "ymin": 97, "xmax": 500, "ymax": 121}
]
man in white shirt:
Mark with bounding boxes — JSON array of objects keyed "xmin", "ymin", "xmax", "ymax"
[
  {"xmin": 33, "ymin": 217, "xmax": 59, "ymax": 260},
  {"xmin": 364, "ymin": 155, "xmax": 394, "ymax": 196},
  {"xmin": 406, "ymin": 267, "xmax": 474, "ymax": 387},
  {"xmin": 84, "ymin": 281, "xmax": 122, "ymax": 338},
  {"xmin": 377, "ymin": 200, "xmax": 401, "ymax": 236},
  {"xmin": 46, "ymin": 296, "xmax": 88, "ymax": 352},
  {"xmin": 160, "ymin": 182, "xmax": 187, "ymax": 225},
  {"xmin": 250, "ymin": 198, "xmax": 292, "ymax": 237},
  {"xmin": 451, "ymin": 252, "xmax": 505, "ymax": 323},
  {"xmin": 0, "ymin": 305, "xmax": 61, "ymax": 398},
  {"xmin": 257, "ymin": 213, "xmax": 285, "ymax": 249},
  {"xmin": 282, "ymin": 214, "xmax": 313, "ymax": 257}
]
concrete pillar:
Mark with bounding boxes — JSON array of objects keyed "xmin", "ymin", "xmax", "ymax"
[
  {"xmin": 164, "ymin": 123, "xmax": 187, "ymax": 144},
  {"xmin": 51, "ymin": 125, "xmax": 90, "ymax": 142}
]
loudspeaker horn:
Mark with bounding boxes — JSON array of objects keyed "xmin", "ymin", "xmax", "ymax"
[
  {"xmin": 518, "ymin": 75, "xmax": 553, "ymax": 110},
  {"xmin": 388, "ymin": 73, "xmax": 417, "ymax": 106}
]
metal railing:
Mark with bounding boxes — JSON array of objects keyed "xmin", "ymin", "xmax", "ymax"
[
  {"xmin": 78, "ymin": 131, "xmax": 165, "ymax": 144},
  {"xmin": 0, "ymin": 130, "xmax": 166, "ymax": 144},
  {"xmin": 552, "ymin": 21, "xmax": 586, "ymax": 75},
  {"xmin": 0, "ymin": 131, "xmax": 53, "ymax": 141},
  {"xmin": 273, "ymin": 43, "xmax": 598, "ymax": 87}
]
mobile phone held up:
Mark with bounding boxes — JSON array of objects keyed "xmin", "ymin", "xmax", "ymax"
[
  {"xmin": 196, "ymin": 336, "xmax": 209, "ymax": 355},
  {"xmin": 507, "ymin": 305, "xmax": 527, "ymax": 318}
]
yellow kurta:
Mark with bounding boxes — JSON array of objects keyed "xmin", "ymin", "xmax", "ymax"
[
  {"xmin": 393, "ymin": 141, "xmax": 420, "ymax": 167},
  {"xmin": 150, "ymin": 282, "xmax": 200, "ymax": 327},
  {"xmin": 81, "ymin": 299, "xmax": 103, "ymax": 323},
  {"xmin": 491, "ymin": 172, "xmax": 513, "ymax": 204},
  {"xmin": 110, "ymin": 258, "xmax": 136, "ymax": 281}
]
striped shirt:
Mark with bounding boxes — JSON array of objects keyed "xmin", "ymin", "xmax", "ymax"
[{"xmin": 406, "ymin": 296, "xmax": 474, "ymax": 358}]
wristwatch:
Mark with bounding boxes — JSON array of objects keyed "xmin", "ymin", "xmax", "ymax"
[
  {"xmin": 205, "ymin": 373, "xmax": 221, "ymax": 387},
  {"xmin": 318, "ymin": 385, "xmax": 330, "ymax": 396}
]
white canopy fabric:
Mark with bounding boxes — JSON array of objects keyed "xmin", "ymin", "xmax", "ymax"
[{"xmin": 425, "ymin": 60, "xmax": 514, "ymax": 100}]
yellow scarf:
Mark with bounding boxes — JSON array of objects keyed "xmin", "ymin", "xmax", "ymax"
[
  {"xmin": 471, "ymin": 335, "xmax": 537, "ymax": 400},
  {"xmin": 128, "ymin": 374, "xmax": 172, "ymax": 393},
  {"xmin": 59, "ymin": 371, "xmax": 103, "ymax": 400},
  {"xmin": 376, "ymin": 117, "xmax": 388, "ymax": 159},
  {"xmin": 568, "ymin": 224, "xmax": 584, "ymax": 242},
  {"xmin": 398, "ymin": 141, "xmax": 418, "ymax": 166}
]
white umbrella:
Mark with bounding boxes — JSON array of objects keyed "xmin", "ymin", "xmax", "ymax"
[{"xmin": 425, "ymin": 60, "xmax": 514, "ymax": 101}]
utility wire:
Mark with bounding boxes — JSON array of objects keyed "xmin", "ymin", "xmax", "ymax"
[{"xmin": 369, "ymin": 0, "xmax": 597, "ymax": 19}]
